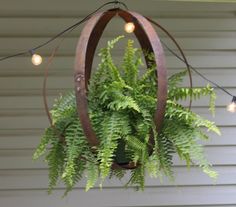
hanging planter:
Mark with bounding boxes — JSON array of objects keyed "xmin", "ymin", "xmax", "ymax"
[
  {"xmin": 74, "ymin": 9, "xmax": 168, "ymax": 169},
  {"xmin": 33, "ymin": 8, "xmax": 220, "ymax": 194}
]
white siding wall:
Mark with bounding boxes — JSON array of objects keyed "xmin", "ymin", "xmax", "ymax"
[{"xmin": 0, "ymin": 0, "xmax": 235, "ymax": 206}]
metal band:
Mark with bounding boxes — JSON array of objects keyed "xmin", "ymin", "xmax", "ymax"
[
  {"xmin": 146, "ymin": 16, "xmax": 193, "ymax": 109},
  {"xmin": 74, "ymin": 8, "xmax": 167, "ymax": 169}
]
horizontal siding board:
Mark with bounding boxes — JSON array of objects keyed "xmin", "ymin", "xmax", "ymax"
[
  {"xmin": 0, "ymin": 95, "xmax": 56, "ymax": 110},
  {"xmin": 0, "ymin": 18, "xmax": 83, "ymax": 37},
  {"xmin": 0, "ymin": 69, "xmax": 235, "ymax": 91},
  {"xmin": 203, "ymin": 127, "xmax": 236, "ymax": 145},
  {"xmin": 190, "ymin": 108, "xmax": 236, "ymax": 126},
  {"xmin": 0, "ymin": 135, "xmax": 42, "ymax": 150},
  {"xmin": 0, "ymin": 1, "xmax": 235, "ymax": 207},
  {"xmin": 1, "ymin": 0, "xmax": 235, "ymax": 18},
  {"xmin": 1, "ymin": 0, "xmax": 236, "ymax": 16},
  {"xmin": 1, "ymin": 55, "xmax": 236, "ymax": 73},
  {"xmin": 0, "ymin": 186, "xmax": 236, "ymax": 207},
  {"xmin": 1, "ymin": 18, "xmax": 236, "ymax": 37},
  {"xmin": 0, "ymin": 62, "xmax": 235, "ymax": 76},
  {"xmin": 0, "ymin": 89, "xmax": 234, "ymax": 111},
  {"xmin": 0, "ymin": 146, "xmax": 234, "ymax": 170},
  {"xmin": 0, "ymin": 166, "xmax": 236, "ymax": 190},
  {"xmin": 0, "ymin": 113, "xmax": 49, "ymax": 130},
  {"xmin": 0, "ymin": 127, "xmax": 234, "ymax": 150},
  {"xmin": 0, "ymin": 108, "xmax": 234, "ymax": 130},
  {"xmin": 0, "ymin": 37, "xmax": 235, "ymax": 55}
]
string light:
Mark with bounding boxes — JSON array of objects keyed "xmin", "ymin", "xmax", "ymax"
[
  {"xmin": 0, "ymin": 1, "xmax": 128, "ymax": 63},
  {"xmin": 227, "ymin": 96, "xmax": 236, "ymax": 113},
  {"xmin": 0, "ymin": 1, "xmax": 234, "ymax": 113},
  {"xmin": 124, "ymin": 22, "xmax": 135, "ymax": 33},
  {"xmin": 31, "ymin": 53, "xmax": 43, "ymax": 66}
]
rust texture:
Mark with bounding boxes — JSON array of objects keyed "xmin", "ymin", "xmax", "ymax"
[{"xmin": 74, "ymin": 8, "xmax": 167, "ymax": 169}]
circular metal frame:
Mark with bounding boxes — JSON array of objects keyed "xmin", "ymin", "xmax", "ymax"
[{"xmin": 74, "ymin": 8, "xmax": 167, "ymax": 169}]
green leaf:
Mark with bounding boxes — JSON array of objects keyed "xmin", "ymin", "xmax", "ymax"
[{"xmin": 33, "ymin": 128, "xmax": 56, "ymax": 160}]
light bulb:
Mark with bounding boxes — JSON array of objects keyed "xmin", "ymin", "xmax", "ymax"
[
  {"xmin": 227, "ymin": 96, "xmax": 236, "ymax": 113},
  {"xmin": 124, "ymin": 22, "xmax": 135, "ymax": 33},
  {"xmin": 31, "ymin": 53, "xmax": 42, "ymax": 66}
]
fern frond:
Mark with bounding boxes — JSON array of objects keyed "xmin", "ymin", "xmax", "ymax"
[
  {"xmin": 45, "ymin": 139, "xmax": 65, "ymax": 193},
  {"xmin": 168, "ymin": 70, "xmax": 187, "ymax": 89},
  {"xmin": 102, "ymin": 36, "xmax": 125, "ymax": 83},
  {"xmin": 98, "ymin": 113, "xmax": 126, "ymax": 180},
  {"xmin": 189, "ymin": 141, "xmax": 218, "ymax": 179},
  {"xmin": 108, "ymin": 95, "xmax": 140, "ymax": 112},
  {"xmin": 194, "ymin": 114, "xmax": 221, "ymax": 135},
  {"xmin": 33, "ymin": 127, "xmax": 56, "ymax": 160},
  {"xmin": 85, "ymin": 160, "xmax": 99, "ymax": 191},
  {"xmin": 122, "ymin": 39, "xmax": 142, "ymax": 86},
  {"xmin": 145, "ymin": 154, "xmax": 161, "ymax": 178},
  {"xmin": 166, "ymin": 100, "xmax": 220, "ymax": 135},
  {"xmin": 62, "ymin": 119, "xmax": 88, "ymax": 189},
  {"xmin": 51, "ymin": 91, "xmax": 76, "ymax": 123},
  {"xmin": 109, "ymin": 168, "xmax": 126, "ymax": 180},
  {"xmin": 126, "ymin": 166, "xmax": 145, "ymax": 191},
  {"xmin": 155, "ymin": 133, "xmax": 174, "ymax": 178},
  {"xmin": 163, "ymin": 119, "xmax": 217, "ymax": 179},
  {"xmin": 63, "ymin": 159, "xmax": 86, "ymax": 196},
  {"xmin": 124, "ymin": 135, "xmax": 148, "ymax": 165},
  {"xmin": 34, "ymin": 36, "xmax": 220, "ymax": 193}
]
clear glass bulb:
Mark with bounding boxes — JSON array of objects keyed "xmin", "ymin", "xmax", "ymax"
[
  {"xmin": 31, "ymin": 54, "xmax": 43, "ymax": 66},
  {"xmin": 227, "ymin": 102, "xmax": 236, "ymax": 113},
  {"xmin": 124, "ymin": 22, "xmax": 135, "ymax": 33}
]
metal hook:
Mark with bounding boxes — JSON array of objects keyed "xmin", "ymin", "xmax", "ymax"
[{"xmin": 113, "ymin": 0, "xmax": 120, "ymax": 9}]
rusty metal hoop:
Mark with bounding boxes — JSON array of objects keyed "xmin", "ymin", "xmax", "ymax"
[{"xmin": 74, "ymin": 8, "xmax": 167, "ymax": 169}]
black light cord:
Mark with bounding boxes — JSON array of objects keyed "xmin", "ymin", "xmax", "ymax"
[
  {"xmin": 0, "ymin": 1, "xmax": 234, "ymax": 100},
  {"xmin": 0, "ymin": 52, "xmax": 27, "ymax": 61},
  {"xmin": 160, "ymin": 40, "xmax": 235, "ymax": 98},
  {"xmin": 0, "ymin": 1, "xmax": 128, "ymax": 62},
  {"xmin": 32, "ymin": 1, "xmax": 128, "ymax": 51}
]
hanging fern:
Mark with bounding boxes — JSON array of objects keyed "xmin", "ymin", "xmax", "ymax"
[
  {"xmin": 46, "ymin": 138, "xmax": 65, "ymax": 194},
  {"xmin": 33, "ymin": 36, "xmax": 220, "ymax": 194}
]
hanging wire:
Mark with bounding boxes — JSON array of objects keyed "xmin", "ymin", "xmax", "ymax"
[
  {"xmin": 113, "ymin": 0, "xmax": 129, "ymax": 10},
  {"xmin": 0, "ymin": 1, "xmax": 234, "ymax": 99},
  {"xmin": 146, "ymin": 16, "xmax": 235, "ymax": 98},
  {"xmin": 145, "ymin": 16, "xmax": 193, "ymax": 109},
  {"xmin": 41, "ymin": 0, "xmax": 128, "ymax": 125},
  {"xmin": 0, "ymin": 1, "xmax": 128, "ymax": 62},
  {"xmin": 160, "ymin": 40, "xmax": 234, "ymax": 97}
]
